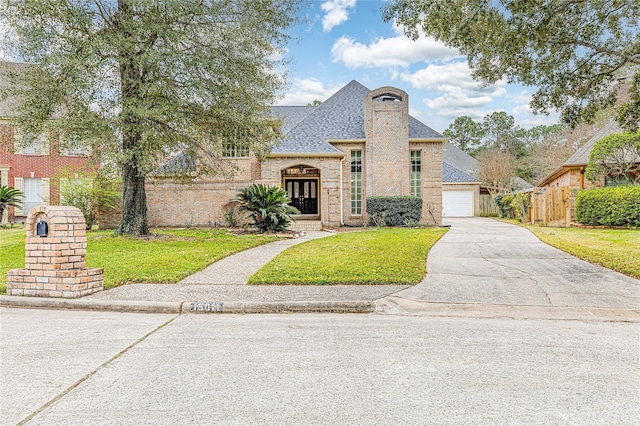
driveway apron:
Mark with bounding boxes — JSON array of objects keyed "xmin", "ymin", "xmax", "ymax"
[{"xmin": 393, "ymin": 218, "xmax": 640, "ymax": 310}]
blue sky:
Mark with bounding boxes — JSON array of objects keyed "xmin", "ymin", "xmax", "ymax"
[{"xmin": 278, "ymin": 0, "xmax": 560, "ymax": 133}]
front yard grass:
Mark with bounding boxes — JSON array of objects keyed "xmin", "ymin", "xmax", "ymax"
[
  {"xmin": 0, "ymin": 228, "xmax": 279, "ymax": 293},
  {"xmin": 522, "ymin": 224, "xmax": 640, "ymax": 279},
  {"xmin": 248, "ymin": 227, "xmax": 448, "ymax": 285}
]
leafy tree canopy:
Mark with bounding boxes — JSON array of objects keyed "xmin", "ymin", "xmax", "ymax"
[
  {"xmin": 383, "ymin": 0, "xmax": 640, "ymax": 129},
  {"xmin": 442, "ymin": 116, "xmax": 483, "ymax": 154},
  {"xmin": 585, "ymin": 132, "xmax": 640, "ymax": 184},
  {"xmin": 0, "ymin": 0, "xmax": 300, "ymax": 235}
]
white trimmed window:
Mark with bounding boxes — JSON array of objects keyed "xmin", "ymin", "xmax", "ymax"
[
  {"xmin": 22, "ymin": 178, "xmax": 43, "ymax": 213},
  {"xmin": 410, "ymin": 150, "xmax": 422, "ymax": 198},
  {"xmin": 350, "ymin": 150, "xmax": 362, "ymax": 215},
  {"xmin": 14, "ymin": 130, "xmax": 48, "ymax": 155},
  {"xmin": 221, "ymin": 137, "xmax": 250, "ymax": 158}
]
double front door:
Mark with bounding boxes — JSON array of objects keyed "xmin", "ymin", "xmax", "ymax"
[{"xmin": 286, "ymin": 179, "xmax": 318, "ymax": 215}]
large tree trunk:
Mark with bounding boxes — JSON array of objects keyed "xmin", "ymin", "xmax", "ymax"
[
  {"xmin": 115, "ymin": 0, "xmax": 149, "ymax": 236},
  {"xmin": 116, "ymin": 162, "xmax": 149, "ymax": 236}
]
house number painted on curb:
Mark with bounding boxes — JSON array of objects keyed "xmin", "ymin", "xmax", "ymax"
[{"xmin": 190, "ymin": 302, "xmax": 224, "ymax": 313}]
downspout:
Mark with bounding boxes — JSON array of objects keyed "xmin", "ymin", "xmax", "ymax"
[{"xmin": 339, "ymin": 157, "xmax": 344, "ymax": 225}]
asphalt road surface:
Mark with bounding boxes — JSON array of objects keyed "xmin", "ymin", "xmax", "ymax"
[{"xmin": 1, "ymin": 308, "xmax": 638, "ymax": 425}]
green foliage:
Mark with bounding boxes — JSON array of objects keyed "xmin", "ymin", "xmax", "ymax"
[
  {"xmin": 236, "ymin": 184, "xmax": 299, "ymax": 233},
  {"xmin": 0, "ymin": 228, "xmax": 279, "ymax": 292},
  {"xmin": 617, "ymin": 73, "xmax": 640, "ymax": 132},
  {"xmin": 443, "ymin": 116, "xmax": 483, "ymax": 154},
  {"xmin": 383, "ymin": 0, "xmax": 640, "ymax": 129},
  {"xmin": 585, "ymin": 132, "xmax": 640, "ymax": 184},
  {"xmin": 0, "ymin": 0, "xmax": 301, "ymax": 235},
  {"xmin": 0, "ymin": 185, "xmax": 23, "ymax": 221},
  {"xmin": 366, "ymin": 196, "xmax": 422, "ymax": 227},
  {"xmin": 494, "ymin": 194, "xmax": 515, "ymax": 219},
  {"xmin": 249, "ymin": 228, "xmax": 447, "ymax": 285},
  {"xmin": 59, "ymin": 175, "xmax": 120, "ymax": 229},
  {"xmin": 575, "ymin": 186, "xmax": 640, "ymax": 227},
  {"xmin": 510, "ymin": 192, "xmax": 531, "ymax": 223}
]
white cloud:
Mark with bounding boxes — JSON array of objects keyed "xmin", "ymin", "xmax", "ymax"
[
  {"xmin": 276, "ymin": 78, "xmax": 345, "ymax": 105},
  {"xmin": 401, "ymin": 62, "xmax": 507, "ymax": 118},
  {"xmin": 512, "ymin": 103, "xmax": 533, "ymax": 115},
  {"xmin": 321, "ymin": 0, "xmax": 357, "ymax": 32},
  {"xmin": 409, "ymin": 107, "xmax": 421, "ymax": 117},
  {"xmin": 331, "ymin": 25, "xmax": 460, "ymax": 69}
]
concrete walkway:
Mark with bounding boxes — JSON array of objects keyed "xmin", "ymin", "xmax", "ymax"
[{"xmin": 79, "ymin": 230, "xmax": 409, "ymax": 307}]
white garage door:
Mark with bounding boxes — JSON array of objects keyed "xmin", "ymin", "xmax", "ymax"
[{"xmin": 443, "ymin": 190, "xmax": 474, "ymax": 217}]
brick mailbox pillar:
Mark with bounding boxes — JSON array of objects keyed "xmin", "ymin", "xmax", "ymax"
[{"xmin": 6, "ymin": 206, "xmax": 104, "ymax": 298}]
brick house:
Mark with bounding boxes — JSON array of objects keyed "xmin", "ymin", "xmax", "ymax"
[
  {"xmin": 0, "ymin": 62, "xmax": 97, "ymax": 224},
  {"xmin": 147, "ymin": 81, "xmax": 456, "ymax": 228}
]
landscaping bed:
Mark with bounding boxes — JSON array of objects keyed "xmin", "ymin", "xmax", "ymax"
[
  {"xmin": 248, "ymin": 227, "xmax": 448, "ymax": 285},
  {"xmin": 0, "ymin": 228, "xmax": 279, "ymax": 292}
]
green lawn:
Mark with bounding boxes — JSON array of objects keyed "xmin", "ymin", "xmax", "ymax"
[
  {"xmin": 522, "ymin": 224, "xmax": 640, "ymax": 279},
  {"xmin": 248, "ymin": 227, "xmax": 448, "ymax": 285},
  {"xmin": 0, "ymin": 228, "xmax": 279, "ymax": 293}
]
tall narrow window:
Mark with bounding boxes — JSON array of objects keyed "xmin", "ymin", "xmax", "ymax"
[
  {"xmin": 23, "ymin": 178, "xmax": 42, "ymax": 213},
  {"xmin": 350, "ymin": 150, "xmax": 362, "ymax": 215},
  {"xmin": 410, "ymin": 150, "xmax": 422, "ymax": 198}
]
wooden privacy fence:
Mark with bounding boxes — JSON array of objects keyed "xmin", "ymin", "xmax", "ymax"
[
  {"xmin": 480, "ymin": 194, "xmax": 499, "ymax": 216},
  {"xmin": 530, "ymin": 186, "xmax": 572, "ymax": 227}
]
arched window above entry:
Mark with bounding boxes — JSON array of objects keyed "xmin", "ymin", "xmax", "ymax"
[{"xmin": 373, "ymin": 93, "xmax": 402, "ymax": 102}]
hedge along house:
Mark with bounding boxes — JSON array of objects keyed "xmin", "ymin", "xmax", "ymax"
[{"xmin": 146, "ymin": 81, "xmax": 447, "ymax": 228}]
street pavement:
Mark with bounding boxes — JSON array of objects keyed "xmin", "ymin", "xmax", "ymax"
[
  {"xmin": 1, "ymin": 309, "xmax": 638, "ymax": 425},
  {"xmin": 2, "ymin": 218, "xmax": 639, "ymax": 424}
]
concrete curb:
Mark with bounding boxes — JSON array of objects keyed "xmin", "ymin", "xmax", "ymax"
[
  {"xmin": 375, "ymin": 296, "xmax": 640, "ymax": 322},
  {"xmin": 0, "ymin": 296, "xmax": 375, "ymax": 315},
  {"xmin": 0, "ymin": 295, "xmax": 182, "ymax": 314}
]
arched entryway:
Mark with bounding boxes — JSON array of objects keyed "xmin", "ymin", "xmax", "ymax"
[{"xmin": 282, "ymin": 165, "xmax": 320, "ymax": 218}]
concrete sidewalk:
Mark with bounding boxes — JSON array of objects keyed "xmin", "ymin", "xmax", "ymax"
[{"xmin": 2, "ymin": 218, "xmax": 639, "ymax": 321}]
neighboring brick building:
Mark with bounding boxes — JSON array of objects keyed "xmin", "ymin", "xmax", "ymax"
[
  {"xmin": 0, "ymin": 62, "xmax": 97, "ymax": 223},
  {"xmin": 147, "ymin": 81, "xmax": 452, "ymax": 228}
]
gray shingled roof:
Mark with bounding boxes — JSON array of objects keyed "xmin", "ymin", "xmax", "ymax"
[
  {"xmin": 442, "ymin": 142, "xmax": 478, "ymax": 176},
  {"xmin": 152, "ymin": 154, "xmax": 196, "ymax": 176},
  {"xmin": 443, "ymin": 161, "xmax": 478, "ymax": 183},
  {"xmin": 409, "ymin": 116, "xmax": 444, "ymax": 139},
  {"xmin": 270, "ymin": 106, "xmax": 316, "ymax": 134},
  {"xmin": 271, "ymin": 80, "xmax": 443, "ymax": 154},
  {"xmin": 563, "ymin": 120, "xmax": 623, "ymax": 166}
]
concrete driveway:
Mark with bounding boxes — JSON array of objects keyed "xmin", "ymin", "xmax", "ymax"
[{"xmin": 391, "ymin": 218, "xmax": 640, "ymax": 311}]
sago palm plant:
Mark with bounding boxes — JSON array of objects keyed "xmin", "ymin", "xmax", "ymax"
[
  {"xmin": 0, "ymin": 185, "xmax": 23, "ymax": 221},
  {"xmin": 235, "ymin": 184, "xmax": 299, "ymax": 233}
]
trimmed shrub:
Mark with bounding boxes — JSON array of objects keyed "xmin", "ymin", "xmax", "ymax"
[
  {"xmin": 510, "ymin": 192, "xmax": 531, "ymax": 223},
  {"xmin": 494, "ymin": 194, "xmax": 515, "ymax": 218},
  {"xmin": 366, "ymin": 196, "xmax": 422, "ymax": 226},
  {"xmin": 235, "ymin": 184, "xmax": 300, "ymax": 232},
  {"xmin": 575, "ymin": 186, "xmax": 640, "ymax": 227}
]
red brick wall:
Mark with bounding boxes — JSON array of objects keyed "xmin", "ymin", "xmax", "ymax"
[{"xmin": 0, "ymin": 123, "xmax": 99, "ymax": 220}]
